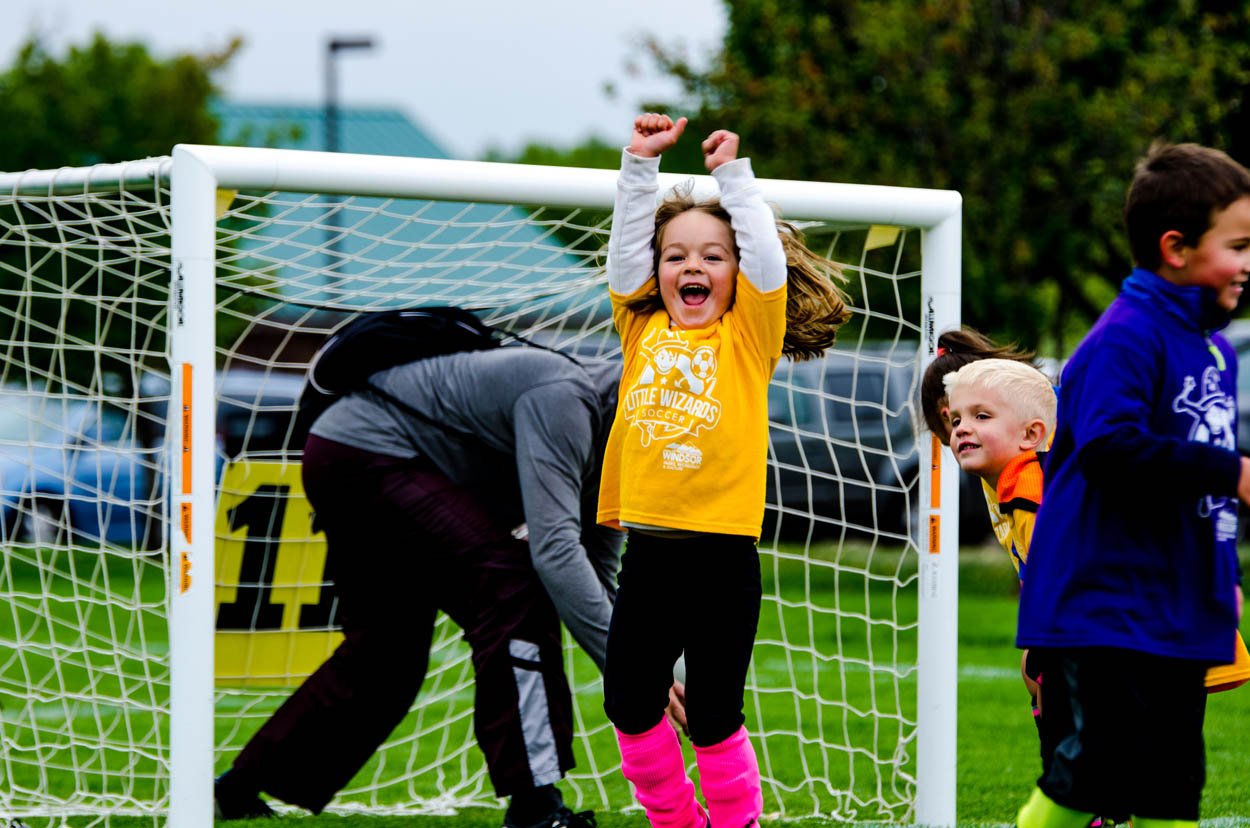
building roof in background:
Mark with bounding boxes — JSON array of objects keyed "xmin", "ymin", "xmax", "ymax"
[
  {"xmin": 205, "ymin": 100, "xmax": 606, "ymax": 330},
  {"xmin": 213, "ymin": 101, "xmax": 452, "ymax": 160}
]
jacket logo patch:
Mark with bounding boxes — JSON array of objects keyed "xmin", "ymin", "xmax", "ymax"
[{"xmin": 1173, "ymin": 365, "xmax": 1236, "ymax": 525}]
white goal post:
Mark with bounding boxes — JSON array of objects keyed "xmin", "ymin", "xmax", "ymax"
[{"xmin": 0, "ymin": 144, "xmax": 960, "ymax": 828}]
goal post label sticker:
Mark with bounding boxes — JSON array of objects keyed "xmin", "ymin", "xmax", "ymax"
[
  {"xmin": 928, "ymin": 434, "xmax": 941, "ymax": 555},
  {"xmin": 180, "ymin": 363, "xmax": 192, "ymax": 495},
  {"xmin": 179, "ymin": 503, "xmax": 193, "ymax": 593},
  {"xmin": 929, "ymin": 433, "xmax": 941, "ymax": 510},
  {"xmin": 214, "ymin": 459, "xmax": 342, "ymax": 687}
]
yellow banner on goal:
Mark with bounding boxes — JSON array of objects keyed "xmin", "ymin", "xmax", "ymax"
[
  {"xmin": 214, "ymin": 459, "xmax": 343, "ymax": 687},
  {"xmin": 865, "ymin": 224, "xmax": 902, "ymax": 251}
]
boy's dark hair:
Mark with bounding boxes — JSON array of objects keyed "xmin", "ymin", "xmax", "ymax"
[
  {"xmin": 1125, "ymin": 141, "xmax": 1250, "ymax": 270},
  {"xmin": 920, "ymin": 328, "xmax": 1036, "ymax": 439}
]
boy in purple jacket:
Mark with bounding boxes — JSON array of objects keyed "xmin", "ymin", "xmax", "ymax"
[{"xmin": 1016, "ymin": 142, "xmax": 1250, "ymax": 828}]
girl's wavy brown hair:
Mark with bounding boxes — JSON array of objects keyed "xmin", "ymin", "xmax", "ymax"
[{"xmin": 621, "ymin": 188, "xmax": 851, "ymax": 361}]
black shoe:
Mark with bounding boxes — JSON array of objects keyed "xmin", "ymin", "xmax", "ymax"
[
  {"xmin": 503, "ymin": 805, "xmax": 597, "ymax": 828},
  {"xmin": 214, "ymin": 769, "xmax": 275, "ymax": 820}
]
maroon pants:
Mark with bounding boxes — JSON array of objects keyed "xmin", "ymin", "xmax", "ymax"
[{"xmin": 231, "ymin": 435, "xmax": 574, "ymax": 812}]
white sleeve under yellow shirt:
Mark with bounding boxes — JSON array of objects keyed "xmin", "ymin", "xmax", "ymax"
[{"xmin": 596, "ymin": 150, "xmax": 787, "ymax": 538}]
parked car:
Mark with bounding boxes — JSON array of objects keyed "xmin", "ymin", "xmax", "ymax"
[
  {"xmin": 0, "ymin": 369, "xmax": 306, "ymax": 548},
  {"xmin": 214, "ymin": 369, "xmax": 307, "ymax": 459},
  {"xmin": 1220, "ymin": 319, "xmax": 1250, "ymax": 454},
  {"xmin": 0, "ymin": 393, "xmax": 153, "ymax": 546},
  {"xmin": 764, "ymin": 348, "xmax": 992, "ymax": 543}
]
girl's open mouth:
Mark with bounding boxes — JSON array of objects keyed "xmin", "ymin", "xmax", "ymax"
[{"xmin": 680, "ymin": 284, "xmax": 710, "ymax": 305}]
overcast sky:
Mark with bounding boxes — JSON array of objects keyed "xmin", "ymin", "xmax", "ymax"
[{"xmin": 2, "ymin": 0, "xmax": 727, "ymax": 159}]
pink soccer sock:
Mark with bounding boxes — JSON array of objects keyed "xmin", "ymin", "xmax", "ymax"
[
  {"xmin": 615, "ymin": 719, "xmax": 706, "ymax": 828},
  {"xmin": 693, "ymin": 726, "xmax": 763, "ymax": 828}
]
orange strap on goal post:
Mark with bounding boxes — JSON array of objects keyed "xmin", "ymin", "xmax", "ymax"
[
  {"xmin": 928, "ymin": 433, "xmax": 941, "ymax": 554},
  {"xmin": 178, "ymin": 362, "xmax": 193, "ymax": 592}
]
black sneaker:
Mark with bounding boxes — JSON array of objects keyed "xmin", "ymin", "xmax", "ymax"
[
  {"xmin": 503, "ymin": 805, "xmax": 597, "ymax": 828},
  {"xmin": 213, "ymin": 769, "xmax": 275, "ymax": 820}
]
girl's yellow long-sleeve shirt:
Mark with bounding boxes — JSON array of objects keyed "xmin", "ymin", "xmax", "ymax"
[{"xmin": 597, "ymin": 276, "xmax": 785, "ymax": 537}]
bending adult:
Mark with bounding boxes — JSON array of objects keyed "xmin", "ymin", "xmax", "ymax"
[{"xmin": 214, "ymin": 345, "xmax": 644, "ymax": 828}]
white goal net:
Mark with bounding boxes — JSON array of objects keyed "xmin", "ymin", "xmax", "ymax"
[{"xmin": 0, "ymin": 146, "xmax": 960, "ymax": 827}]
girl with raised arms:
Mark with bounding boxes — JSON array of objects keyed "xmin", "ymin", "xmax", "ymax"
[{"xmin": 597, "ymin": 113, "xmax": 850, "ymax": 828}]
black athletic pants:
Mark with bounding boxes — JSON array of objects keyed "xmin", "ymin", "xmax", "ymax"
[
  {"xmin": 602, "ymin": 531, "xmax": 761, "ymax": 748},
  {"xmin": 231, "ymin": 435, "xmax": 574, "ymax": 812},
  {"xmin": 1033, "ymin": 647, "xmax": 1208, "ymax": 821}
]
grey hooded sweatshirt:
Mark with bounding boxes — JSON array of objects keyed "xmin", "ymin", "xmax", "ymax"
[{"xmin": 311, "ymin": 346, "xmax": 623, "ymax": 670}]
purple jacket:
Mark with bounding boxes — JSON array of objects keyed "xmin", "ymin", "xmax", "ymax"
[{"xmin": 1017, "ymin": 268, "xmax": 1241, "ymax": 663}]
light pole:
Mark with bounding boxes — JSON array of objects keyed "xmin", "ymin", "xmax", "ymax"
[{"xmin": 323, "ymin": 36, "xmax": 375, "ymax": 282}]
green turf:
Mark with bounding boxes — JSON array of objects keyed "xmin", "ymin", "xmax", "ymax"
[{"xmin": 3, "ymin": 542, "xmax": 1248, "ymax": 827}]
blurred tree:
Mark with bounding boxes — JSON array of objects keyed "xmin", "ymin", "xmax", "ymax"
[
  {"xmin": 0, "ymin": 34, "xmax": 251, "ymax": 391},
  {"xmin": 634, "ymin": 0, "xmax": 1250, "ymax": 352},
  {"xmin": 482, "ymin": 136, "xmax": 622, "ymax": 170},
  {"xmin": 0, "ymin": 33, "xmax": 238, "ymax": 170}
]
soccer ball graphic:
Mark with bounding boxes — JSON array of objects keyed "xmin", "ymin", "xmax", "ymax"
[{"xmin": 691, "ymin": 347, "xmax": 716, "ymax": 379}]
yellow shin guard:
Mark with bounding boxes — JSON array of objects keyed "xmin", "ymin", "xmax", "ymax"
[
  {"xmin": 1131, "ymin": 819, "xmax": 1196, "ymax": 828},
  {"xmin": 1018, "ymin": 788, "xmax": 1096, "ymax": 828}
]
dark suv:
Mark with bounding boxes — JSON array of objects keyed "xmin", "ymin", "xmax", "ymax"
[{"xmin": 764, "ymin": 348, "xmax": 991, "ymax": 543}]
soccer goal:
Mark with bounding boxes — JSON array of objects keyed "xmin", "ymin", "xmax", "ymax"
[{"xmin": 0, "ymin": 145, "xmax": 960, "ymax": 828}]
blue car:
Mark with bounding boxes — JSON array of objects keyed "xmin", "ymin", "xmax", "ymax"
[
  {"xmin": 0, "ymin": 369, "xmax": 307, "ymax": 549},
  {"xmin": 0, "ymin": 394, "xmax": 156, "ymax": 547}
]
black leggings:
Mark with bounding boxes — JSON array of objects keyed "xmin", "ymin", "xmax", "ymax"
[{"xmin": 602, "ymin": 531, "xmax": 761, "ymax": 748}]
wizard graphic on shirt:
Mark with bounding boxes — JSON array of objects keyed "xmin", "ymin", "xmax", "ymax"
[{"xmin": 620, "ymin": 328, "xmax": 722, "ymax": 448}]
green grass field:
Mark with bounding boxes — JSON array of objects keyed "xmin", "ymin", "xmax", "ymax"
[{"xmin": 2, "ymin": 541, "xmax": 1247, "ymax": 828}]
